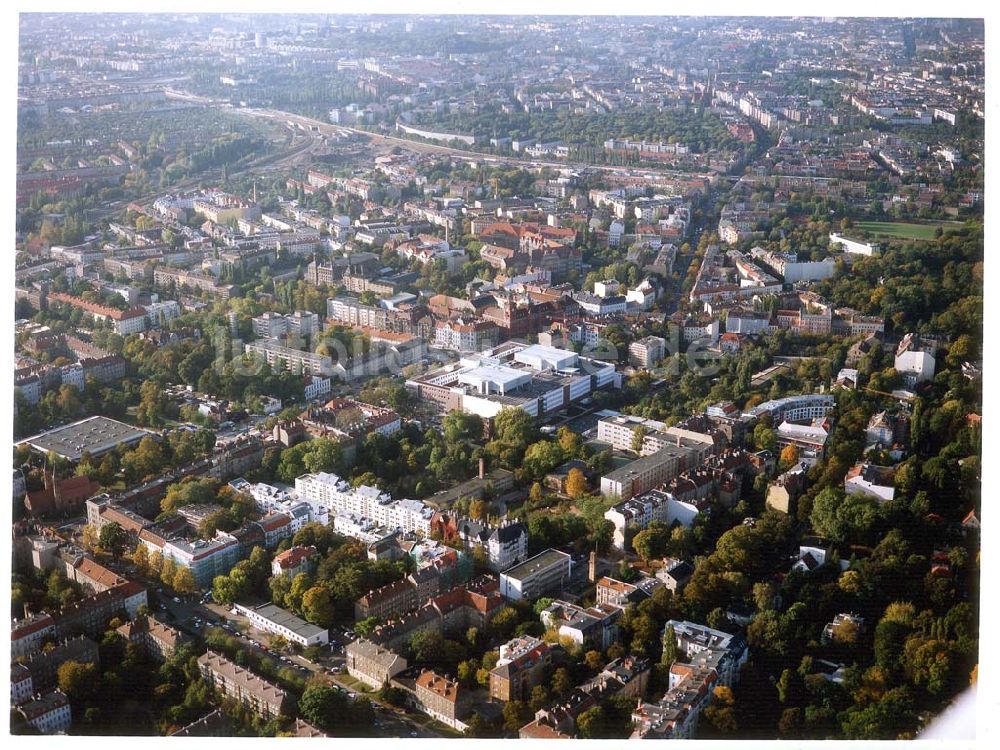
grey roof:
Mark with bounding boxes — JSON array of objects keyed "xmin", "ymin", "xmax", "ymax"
[
  {"xmin": 502, "ymin": 548, "xmax": 570, "ymax": 580},
  {"xmin": 239, "ymin": 603, "xmax": 326, "ymax": 640},
  {"xmin": 18, "ymin": 416, "xmax": 153, "ymax": 461}
]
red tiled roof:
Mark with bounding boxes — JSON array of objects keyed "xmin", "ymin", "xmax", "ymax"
[
  {"xmin": 273, "ymin": 546, "xmax": 314, "ymax": 570},
  {"xmin": 11, "ymin": 614, "xmax": 55, "ymax": 640},
  {"xmin": 48, "ymin": 292, "xmax": 146, "ymax": 321}
]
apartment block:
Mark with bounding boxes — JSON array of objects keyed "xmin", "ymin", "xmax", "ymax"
[
  {"xmin": 198, "ymin": 651, "xmax": 291, "ymax": 719},
  {"xmin": 600, "ymin": 444, "xmax": 699, "ymax": 501},
  {"xmin": 345, "ymin": 638, "xmax": 408, "ymax": 689},
  {"xmin": 489, "ymin": 636, "xmax": 554, "ymax": 701}
]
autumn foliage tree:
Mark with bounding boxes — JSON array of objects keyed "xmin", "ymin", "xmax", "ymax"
[{"xmin": 565, "ymin": 468, "xmax": 588, "ymax": 499}]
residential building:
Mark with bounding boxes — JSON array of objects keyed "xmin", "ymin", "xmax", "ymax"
[
  {"xmin": 254, "ymin": 512, "xmax": 295, "ymax": 548},
  {"xmin": 829, "ymin": 233, "xmax": 878, "ymax": 256},
  {"xmin": 252, "ymin": 311, "xmax": 288, "ymax": 339},
  {"xmin": 629, "ymin": 336, "xmax": 666, "ymax": 369},
  {"xmin": 198, "ymin": 651, "xmax": 291, "ymax": 719},
  {"xmin": 595, "ymin": 575, "xmax": 665, "ymax": 607},
  {"xmin": 355, "ymin": 574, "xmax": 432, "ymax": 622},
  {"xmin": 52, "ymin": 581, "xmax": 147, "ymax": 640},
  {"xmin": 410, "ymin": 669, "xmax": 471, "ymax": 731},
  {"xmin": 303, "ymin": 375, "xmax": 332, "ymax": 402},
  {"xmin": 143, "ymin": 531, "xmax": 241, "ymax": 589},
  {"xmin": 16, "ymin": 690, "xmax": 71, "ymax": 734},
  {"xmin": 244, "ymin": 339, "xmax": 333, "ymax": 377},
  {"xmin": 433, "ymin": 319, "xmax": 500, "ymax": 354},
  {"xmin": 22, "ymin": 636, "xmax": 99, "ymax": 691},
  {"xmin": 271, "ymin": 546, "xmax": 316, "ymax": 579},
  {"xmin": 580, "ymin": 656, "xmax": 652, "ymax": 701},
  {"xmin": 664, "ymin": 620, "xmax": 749, "ymax": 687},
  {"xmin": 865, "ymin": 410, "xmax": 909, "ymax": 450},
  {"xmin": 844, "ymin": 463, "xmax": 896, "ymax": 503},
  {"xmin": 745, "ymin": 394, "xmax": 835, "ymax": 423},
  {"xmin": 345, "ymin": 638, "xmax": 408, "ymax": 689},
  {"xmin": 604, "ymin": 489, "xmax": 703, "ymax": 550},
  {"xmin": 822, "ymin": 613, "xmax": 866, "ymax": 644},
  {"xmin": 518, "ymin": 690, "xmax": 595, "ymax": 739},
  {"xmin": 596, "ymin": 413, "xmax": 667, "ymax": 452},
  {"xmin": 894, "ymin": 348, "xmax": 936, "ymax": 387},
  {"xmin": 765, "ymin": 463, "xmax": 808, "ymax": 515},
  {"xmin": 631, "ymin": 621, "xmax": 748, "ymax": 739},
  {"xmin": 600, "ymin": 444, "xmax": 699, "ymax": 501},
  {"xmin": 489, "ymin": 636, "xmax": 554, "ymax": 701},
  {"xmin": 294, "ymin": 473, "xmax": 435, "ymax": 539},
  {"xmin": 116, "ymin": 615, "xmax": 186, "ymax": 662},
  {"xmin": 11, "ymin": 613, "xmax": 56, "ymax": 658},
  {"xmin": 539, "ymin": 600, "xmax": 622, "ymax": 650},
  {"xmin": 655, "ymin": 559, "xmax": 695, "ymax": 593},
  {"xmin": 46, "ymin": 292, "xmax": 147, "ymax": 335},
  {"xmin": 487, "ymin": 522, "xmax": 529, "ymax": 572},
  {"xmin": 776, "ymin": 420, "xmax": 830, "ymax": 460},
  {"xmin": 11, "ymin": 663, "xmax": 33, "ymax": 705}
]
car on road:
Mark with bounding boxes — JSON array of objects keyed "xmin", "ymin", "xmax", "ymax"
[
  {"xmin": 409, "ymin": 732, "xmax": 418, "ymax": 737},
  {"xmin": 173, "ymin": 597, "xmax": 181, "ymax": 603}
]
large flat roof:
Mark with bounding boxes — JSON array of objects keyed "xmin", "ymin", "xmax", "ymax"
[
  {"xmin": 240, "ymin": 602, "xmax": 327, "ymax": 639},
  {"xmin": 18, "ymin": 416, "xmax": 153, "ymax": 461},
  {"xmin": 502, "ymin": 548, "xmax": 570, "ymax": 580},
  {"xmin": 602, "ymin": 444, "xmax": 695, "ymax": 483}
]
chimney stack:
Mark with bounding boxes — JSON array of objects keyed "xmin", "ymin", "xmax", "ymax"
[
  {"xmin": 479, "ymin": 458, "xmax": 486, "ymax": 480},
  {"xmin": 588, "ymin": 551, "xmax": 597, "ymax": 583}
]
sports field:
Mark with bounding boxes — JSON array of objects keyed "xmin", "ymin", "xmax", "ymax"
[{"xmin": 855, "ymin": 221, "xmax": 959, "ymax": 241}]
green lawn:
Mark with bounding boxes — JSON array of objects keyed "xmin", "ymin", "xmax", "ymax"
[{"xmin": 855, "ymin": 221, "xmax": 959, "ymax": 241}]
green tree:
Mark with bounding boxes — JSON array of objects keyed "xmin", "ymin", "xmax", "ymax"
[
  {"xmin": 98, "ymin": 522, "xmax": 129, "ymax": 560},
  {"xmin": 662, "ymin": 624, "xmax": 680, "ymax": 666},
  {"xmin": 173, "ymin": 567, "xmax": 197, "ymax": 595},
  {"xmin": 299, "ymin": 685, "xmax": 343, "ymax": 731},
  {"xmin": 301, "ymin": 586, "xmax": 335, "ymax": 628},
  {"xmin": 631, "ymin": 425, "xmax": 648, "ymax": 454},
  {"xmin": 131, "ymin": 544, "xmax": 149, "ymax": 576},
  {"xmin": 502, "ymin": 700, "xmax": 531, "ymax": 733},
  {"xmin": 58, "ymin": 660, "xmax": 99, "ymax": 702},
  {"xmin": 551, "ymin": 666, "xmax": 573, "ymax": 697},
  {"xmin": 565, "ymin": 468, "xmax": 588, "ymax": 499},
  {"xmin": 160, "ymin": 557, "xmax": 178, "ymax": 588},
  {"xmin": 577, "ymin": 706, "xmax": 610, "ymax": 739}
]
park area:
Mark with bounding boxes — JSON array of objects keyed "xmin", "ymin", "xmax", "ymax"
[{"xmin": 856, "ymin": 220, "xmax": 962, "ymax": 241}]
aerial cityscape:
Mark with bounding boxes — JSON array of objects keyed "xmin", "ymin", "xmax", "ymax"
[{"xmin": 10, "ymin": 12, "xmax": 983, "ymax": 740}]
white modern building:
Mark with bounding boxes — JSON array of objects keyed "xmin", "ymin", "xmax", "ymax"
[
  {"xmin": 745, "ymin": 394, "xmax": 835, "ymax": 423},
  {"xmin": 294, "ymin": 473, "xmax": 434, "ymax": 537},
  {"xmin": 304, "ymin": 375, "xmax": 332, "ymax": 401},
  {"xmin": 407, "ymin": 342, "xmax": 618, "ymax": 420},
  {"xmin": 500, "ymin": 549, "xmax": 572, "ymax": 601},
  {"xmin": 244, "ymin": 339, "xmax": 333, "ymax": 377},
  {"xmin": 894, "ymin": 350, "xmax": 935, "ymax": 387},
  {"xmin": 233, "ymin": 602, "xmax": 328, "ymax": 647},
  {"xmin": 829, "ymin": 233, "xmax": 879, "ymax": 256},
  {"xmin": 604, "ymin": 489, "xmax": 701, "ymax": 550}
]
